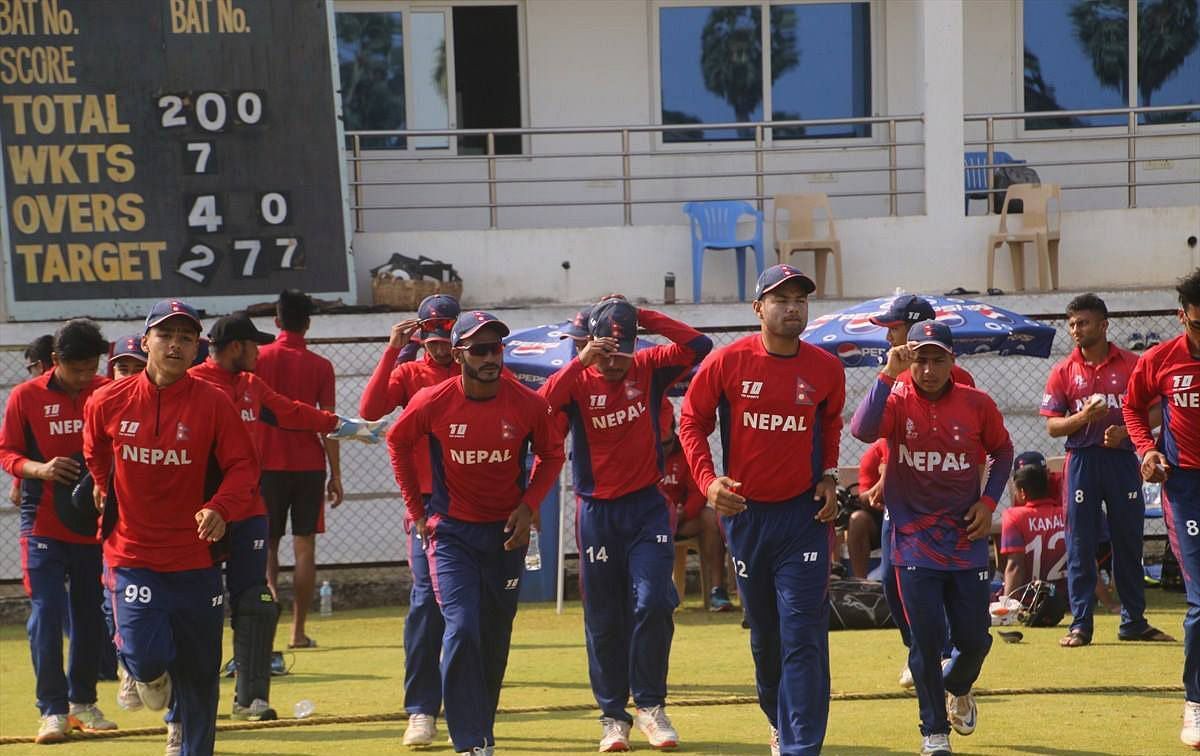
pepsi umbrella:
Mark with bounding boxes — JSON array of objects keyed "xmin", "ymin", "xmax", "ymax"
[
  {"xmin": 503, "ymin": 322, "xmax": 681, "ymax": 392},
  {"xmin": 801, "ymin": 295, "xmax": 1056, "ymax": 368}
]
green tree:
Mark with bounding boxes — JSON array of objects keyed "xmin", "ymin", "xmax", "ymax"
[{"xmin": 699, "ymin": 7, "xmax": 800, "ymax": 137}]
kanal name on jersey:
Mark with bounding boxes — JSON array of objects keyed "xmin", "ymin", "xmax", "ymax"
[
  {"xmin": 896, "ymin": 443, "xmax": 970, "ymax": 472},
  {"xmin": 741, "ymin": 411, "xmax": 808, "ymax": 432},
  {"xmin": 119, "ymin": 444, "xmax": 193, "ymax": 465},
  {"xmin": 449, "ymin": 448, "xmax": 514, "ymax": 465},
  {"xmin": 1023, "ymin": 513, "xmax": 1065, "ymax": 533},
  {"xmin": 591, "ymin": 400, "xmax": 647, "ymax": 430}
]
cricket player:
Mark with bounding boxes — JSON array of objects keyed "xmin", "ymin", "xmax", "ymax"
[
  {"xmin": 1123, "ymin": 268, "xmax": 1200, "ymax": 747},
  {"xmin": 387, "ymin": 311, "xmax": 565, "ymax": 756},
  {"xmin": 679, "ymin": 265, "xmax": 844, "ymax": 756},
  {"xmin": 851, "ymin": 320, "xmax": 1013, "ymax": 756},
  {"xmin": 539, "ymin": 298, "xmax": 711, "ymax": 751}
]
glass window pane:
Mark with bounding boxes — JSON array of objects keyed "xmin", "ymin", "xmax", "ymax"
[
  {"xmin": 770, "ymin": 3, "xmax": 872, "ymax": 139},
  {"xmin": 337, "ymin": 12, "xmax": 406, "ymax": 149},
  {"xmin": 659, "ymin": 5, "xmax": 764, "ymax": 142},
  {"xmin": 1136, "ymin": 0, "xmax": 1200, "ymax": 124},
  {"xmin": 1023, "ymin": 0, "xmax": 1128, "ymax": 129},
  {"xmin": 410, "ymin": 12, "xmax": 450, "ymax": 149}
]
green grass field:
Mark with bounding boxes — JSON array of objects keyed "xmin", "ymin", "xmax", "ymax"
[{"xmin": 0, "ymin": 590, "xmax": 1188, "ymax": 755}]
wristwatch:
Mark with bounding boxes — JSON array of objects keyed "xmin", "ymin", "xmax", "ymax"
[{"xmin": 821, "ymin": 467, "xmax": 839, "ymax": 483}]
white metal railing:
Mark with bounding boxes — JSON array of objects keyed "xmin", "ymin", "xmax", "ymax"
[
  {"xmin": 964, "ymin": 104, "xmax": 1200, "ymax": 213},
  {"xmin": 345, "ymin": 114, "xmax": 926, "ymax": 231}
]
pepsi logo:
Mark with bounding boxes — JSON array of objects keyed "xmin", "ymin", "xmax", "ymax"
[
  {"xmin": 837, "ymin": 342, "xmax": 865, "ymax": 366},
  {"xmin": 978, "ymin": 306, "xmax": 1014, "ymax": 324},
  {"xmin": 842, "ymin": 315, "xmax": 881, "ymax": 336},
  {"xmin": 508, "ymin": 340, "xmax": 559, "ymax": 357},
  {"xmin": 935, "ymin": 310, "xmax": 966, "ymax": 328},
  {"xmin": 984, "ymin": 321, "xmax": 1008, "ymax": 332}
]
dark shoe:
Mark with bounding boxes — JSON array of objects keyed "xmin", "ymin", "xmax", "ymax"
[
  {"xmin": 944, "ymin": 287, "xmax": 979, "ymax": 296},
  {"xmin": 288, "ymin": 637, "xmax": 318, "ymax": 649},
  {"xmin": 1118, "ymin": 626, "xmax": 1177, "ymax": 642}
]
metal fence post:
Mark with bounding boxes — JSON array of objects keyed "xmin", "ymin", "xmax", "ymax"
[
  {"xmin": 487, "ymin": 131, "xmax": 498, "ymax": 229},
  {"xmin": 754, "ymin": 124, "xmax": 765, "ymax": 213},
  {"xmin": 621, "ymin": 129, "xmax": 632, "ymax": 226},
  {"xmin": 352, "ymin": 134, "xmax": 363, "ymax": 232},
  {"xmin": 888, "ymin": 119, "xmax": 897, "ymax": 217},
  {"xmin": 1127, "ymin": 110, "xmax": 1137, "ymax": 209},
  {"xmin": 985, "ymin": 117, "xmax": 995, "ymax": 216}
]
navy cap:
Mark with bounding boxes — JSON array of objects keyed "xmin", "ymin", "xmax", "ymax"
[
  {"xmin": 208, "ymin": 312, "xmax": 273, "ymax": 346},
  {"xmin": 56, "ymin": 454, "xmax": 99, "ymax": 538},
  {"xmin": 908, "ymin": 320, "xmax": 954, "ymax": 353},
  {"xmin": 417, "ymin": 294, "xmax": 461, "ymax": 341},
  {"xmin": 755, "ymin": 264, "xmax": 816, "ymax": 300},
  {"xmin": 871, "ymin": 294, "xmax": 936, "ymax": 327},
  {"xmin": 1014, "ymin": 451, "xmax": 1047, "ymax": 471},
  {"xmin": 589, "ymin": 299, "xmax": 638, "ymax": 355},
  {"xmin": 451, "ymin": 311, "xmax": 510, "ymax": 347},
  {"xmin": 145, "ymin": 299, "xmax": 202, "ymax": 333},
  {"xmin": 562, "ymin": 306, "xmax": 593, "ymax": 340},
  {"xmin": 109, "ymin": 334, "xmax": 148, "ymax": 363}
]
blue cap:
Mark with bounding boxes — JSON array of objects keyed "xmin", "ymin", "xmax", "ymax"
[
  {"xmin": 145, "ymin": 299, "xmax": 202, "ymax": 333},
  {"xmin": 589, "ymin": 299, "xmax": 638, "ymax": 355},
  {"xmin": 755, "ymin": 264, "xmax": 816, "ymax": 300},
  {"xmin": 450, "ymin": 311, "xmax": 510, "ymax": 347},
  {"xmin": 562, "ymin": 306, "xmax": 593, "ymax": 340},
  {"xmin": 908, "ymin": 320, "xmax": 954, "ymax": 353},
  {"xmin": 109, "ymin": 334, "xmax": 148, "ymax": 363},
  {"xmin": 1014, "ymin": 451, "xmax": 1047, "ymax": 470},
  {"xmin": 871, "ymin": 294, "xmax": 936, "ymax": 327},
  {"xmin": 417, "ymin": 294, "xmax": 461, "ymax": 341}
]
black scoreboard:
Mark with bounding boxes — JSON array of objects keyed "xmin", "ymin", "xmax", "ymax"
[{"xmin": 0, "ymin": 0, "xmax": 350, "ymax": 317}]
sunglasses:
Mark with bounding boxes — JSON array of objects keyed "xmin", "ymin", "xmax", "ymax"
[
  {"xmin": 456, "ymin": 342, "xmax": 504, "ymax": 357},
  {"xmin": 25, "ymin": 361, "xmax": 41, "ymax": 375},
  {"xmin": 420, "ymin": 317, "xmax": 456, "ymax": 333}
]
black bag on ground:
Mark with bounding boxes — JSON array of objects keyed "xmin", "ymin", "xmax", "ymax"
[
  {"xmin": 992, "ymin": 165, "xmax": 1041, "ymax": 214},
  {"xmin": 828, "ymin": 578, "xmax": 896, "ymax": 631}
]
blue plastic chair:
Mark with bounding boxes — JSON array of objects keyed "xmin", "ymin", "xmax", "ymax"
[
  {"xmin": 682, "ymin": 200, "xmax": 765, "ymax": 302},
  {"xmin": 964, "ymin": 151, "xmax": 1023, "ymax": 214}
]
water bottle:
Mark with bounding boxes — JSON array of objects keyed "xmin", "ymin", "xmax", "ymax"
[
  {"xmin": 524, "ymin": 529, "xmax": 542, "ymax": 571},
  {"xmin": 319, "ymin": 581, "xmax": 333, "ymax": 617},
  {"xmin": 294, "ymin": 699, "xmax": 315, "ymax": 719},
  {"xmin": 664, "ymin": 272, "xmax": 676, "ymax": 305}
]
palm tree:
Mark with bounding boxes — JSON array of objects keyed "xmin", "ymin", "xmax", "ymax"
[
  {"xmin": 1024, "ymin": 49, "xmax": 1085, "ymax": 128},
  {"xmin": 699, "ymin": 7, "xmax": 800, "ymax": 138},
  {"xmin": 1069, "ymin": 0, "xmax": 1130, "ymax": 101}
]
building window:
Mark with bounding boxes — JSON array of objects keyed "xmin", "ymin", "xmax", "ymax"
[
  {"xmin": 1023, "ymin": 0, "xmax": 1199, "ymax": 129},
  {"xmin": 658, "ymin": 2, "xmax": 873, "ymax": 142},
  {"xmin": 335, "ymin": 4, "xmax": 523, "ymax": 153}
]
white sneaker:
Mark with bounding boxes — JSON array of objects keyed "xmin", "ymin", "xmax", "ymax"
[
  {"xmin": 231, "ymin": 698, "xmax": 276, "ymax": 721},
  {"xmin": 68, "ymin": 703, "xmax": 117, "ymax": 731},
  {"xmin": 946, "ymin": 691, "xmax": 976, "ymax": 736},
  {"xmin": 921, "ymin": 732, "xmax": 952, "ymax": 755},
  {"xmin": 598, "ymin": 717, "xmax": 631, "ymax": 752},
  {"xmin": 117, "ymin": 664, "xmax": 143, "ymax": 711},
  {"xmin": 403, "ymin": 712, "xmax": 437, "ymax": 746},
  {"xmin": 164, "ymin": 722, "xmax": 182, "ymax": 756},
  {"xmin": 1183, "ymin": 700, "xmax": 1200, "ymax": 748},
  {"xmin": 35, "ymin": 714, "xmax": 69, "ymax": 744},
  {"xmin": 456, "ymin": 748, "xmax": 492, "ymax": 756},
  {"xmin": 769, "ymin": 724, "xmax": 780, "ymax": 756},
  {"xmin": 634, "ymin": 705, "xmax": 679, "ymax": 749},
  {"xmin": 136, "ymin": 672, "xmax": 172, "ymax": 711},
  {"xmin": 898, "ymin": 665, "xmax": 914, "ymax": 689}
]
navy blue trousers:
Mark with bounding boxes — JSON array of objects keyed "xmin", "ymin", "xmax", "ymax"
[
  {"xmin": 1065, "ymin": 447, "xmax": 1147, "ymax": 636},
  {"xmin": 578, "ymin": 487, "xmax": 677, "ymax": 722},
  {"xmin": 723, "ymin": 495, "xmax": 832, "ymax": 756},
  {"xmin": 22, "ymin": 536, "xmax": 104, "ymax": 716},
  {"xmin": 1165, "ymin": 468, "xmax": 1200, "ymax": 701},
  {"xmin": 405, "ymin": 524, "xmax": 445, "ymax": 716},
  {"xmin": 107, "ymin": 566, "xmax": 224, "ymax": 756},
  {"xmin": 894, "ymin": 566, "xmax": 992, "ymax": 737},
  {"xmin": 426, "ymin": 514, "xmax": 525, "ymax": 752}
]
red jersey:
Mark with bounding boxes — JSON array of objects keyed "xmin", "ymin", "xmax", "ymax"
[
  {"xmin": 540, "ymin": 309, "xmax": 710, "ymax": 500},
  {"xmin": 661, "ymin": 443, "xmax": 705, "ymax": 527},
  {"xmin": 1000, "ymin": 497, "xmax": 1067, "ymax": 587},
  {"xmin": 858, "ymin": 438, "xmax": 887, "ymax": 491},
  {"xmin": 1124, "ymin": 334, "xmax": 1200, "ymax": 469},
  {"xmin": 254, "ymin": 331, "xmax": 335, "ymax": 471},
  {"xmin": 359, "ymin": 347, "xmax": 459, "ymax": 496},
  {"xmin": 0, "ymin": 370, "xmax": 109, "ymax": 543},
  {"xmin": 1041, "ymin": 343, "xmax": 1139, "ymax": 450},
  {"xmin": 83, "ymin": 372, "xmax": 259, "ymax": 572},
  {"xmin": 850, "ymin": 374, "xmax": 1013, "ymax": 570},
  {"xmin": 387, "ymin": 373, "xmax": 566, "ymax": 523},
  {"xmin": 680, "ymin": 335, "xmax": 845, "ymax": 503}
]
